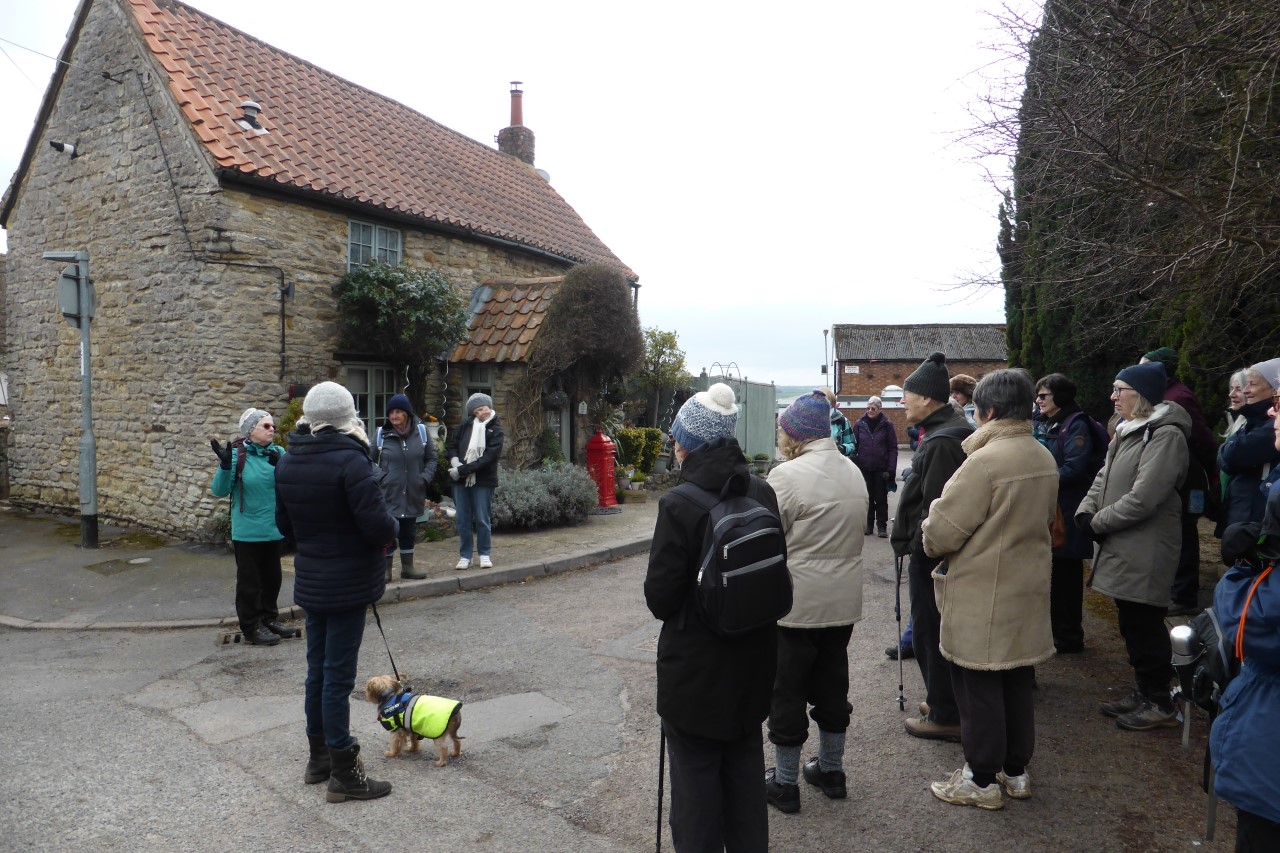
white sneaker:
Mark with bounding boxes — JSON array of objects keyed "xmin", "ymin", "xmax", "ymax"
[
  {"xmin": 455, "ymin": 558, "xmax": 470, "ymax": 570},
  {"xmin": 996, "ymin": 770, "xmax": 1032, "ymax": 800},
  {"xmin": 478, "ymin": 555, "xmax": 493, "ymax": 569},
  {"xmin": 930, "ymin": 764, "xmax": 1003, "ymax": 810}
]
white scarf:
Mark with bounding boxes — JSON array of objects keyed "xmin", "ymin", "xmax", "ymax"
[{"xmin": 464, "ymin": 414, "xmax": 489, "ymax": 487}]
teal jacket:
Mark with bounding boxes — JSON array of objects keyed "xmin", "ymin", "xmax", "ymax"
[{"xmin": 211, "ymin": 441, "xmax": 285, "ymax": 542}]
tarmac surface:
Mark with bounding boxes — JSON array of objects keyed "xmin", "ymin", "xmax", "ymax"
[{"xmin": 0, "ymin": 497, "xmax": 659, "ymax": 631}]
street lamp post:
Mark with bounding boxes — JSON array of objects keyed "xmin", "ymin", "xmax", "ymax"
[{"xmin": 822, "ymin": 329, "xmax": 829, "ymax": 387}]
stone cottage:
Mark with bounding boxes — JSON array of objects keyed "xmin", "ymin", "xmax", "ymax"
[
  {"xmin": 830, "ymin": 323, "xmax": 1007, "ymax": 436},
  {"xmin": 0, "ymin": 0, "xmax": 635, "ymax": 539}
]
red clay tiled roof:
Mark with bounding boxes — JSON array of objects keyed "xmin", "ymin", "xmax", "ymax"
[
  {"xmin": 451, "ymin": 276, "xmax": 563, "ymax": 363},
  {"xmin": 127, "ymin": 0, "xmax": 634, "ymax": 276}
]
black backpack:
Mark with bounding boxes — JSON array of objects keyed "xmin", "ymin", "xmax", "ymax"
[
  {"xmin": 670, "ymin": 480, "xmax": 792, "ymax": 637},
  {"xmin": 1060, "ymin": 411, "xmax": 1110, "ymax": 478}
]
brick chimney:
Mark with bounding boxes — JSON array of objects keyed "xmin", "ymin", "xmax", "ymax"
[{"xmin": 496, "ymin": 81, "xmax": 535, "ymax": 166}]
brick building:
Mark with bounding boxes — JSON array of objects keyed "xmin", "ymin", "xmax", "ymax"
[
  {"xmin": 0, "ymin": 0, "xmax": 633, "ymax": 538},
  {"xmin": 830, "ymin": 324, "xmax": 1007, "ymax": 438}
]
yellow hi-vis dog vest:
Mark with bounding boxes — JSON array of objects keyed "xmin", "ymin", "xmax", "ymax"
[{"xmin": 378, "ymin": 690, "xmax": 461, "ymax": 739}]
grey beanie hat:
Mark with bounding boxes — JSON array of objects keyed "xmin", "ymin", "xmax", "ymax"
[
  {"xmin": 903, "ymin": 352, "xmax": 951, "ymax": 402},
  {"xmin": 466, "ymin": 392, "xmax": 494, "ymax": 416},
  {"xmin": 302, "ymin": 381, "xmax": 358, "ymax": 429},
  {"xmin": 238, "ymin": 408, "xmax": 270, "ymax": 436}
]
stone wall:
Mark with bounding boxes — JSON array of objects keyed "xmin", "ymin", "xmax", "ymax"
[{"xmin": 2, "ymin": 0, "xmax": 574, "ymax": 539}]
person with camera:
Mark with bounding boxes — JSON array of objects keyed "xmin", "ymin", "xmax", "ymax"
[
  {"xmin": 209, "ymin": 407, "xmax": 286, "ymax": 646},
  {"xmin": 1210, "ymin": 398, "xmax": 1280, "ymax": 852}
]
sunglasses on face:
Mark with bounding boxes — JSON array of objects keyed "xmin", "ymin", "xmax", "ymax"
[
  {"xmin": 258, "ymin": 423, "xmax": 276, "ymax": 430},
  {"xmin": 1035, "ymin": 392, "xmax": 1051, "ymax": 400}
]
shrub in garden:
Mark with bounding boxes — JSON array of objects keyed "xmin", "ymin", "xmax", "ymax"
[
  {"xmin": 491, "ymin": 464, "xmax": 599, "ymax": 530},
  {"xmin": 639, "ymin": 428, "xmax": 663, "ymax": 473},
  {"xmin": 614, "ymin": 427, "xmax": 646, "ymax": 468}
]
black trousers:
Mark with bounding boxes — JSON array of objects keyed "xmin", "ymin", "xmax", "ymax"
[
  {"xmin": 907, "ymin": 553, "xmax": 958, "ymax": 724},
  {"xmin": 951, "ymin": 664, "xmax": 1036, "ymax": 778},
  {"xmin": 662, "ymin": 720, "xmax": 768, "ymax": 853},
  {"xmin": 1236, "ymin": 808, "xmax": 1280, "ymax": 852},
  {"xmin": 395, "ymin": 516, "xmax": 416, "ymax": 552},
  {"xmin": 1171, "ymin": 512, "xmax": 1201, "ymax": 607},
  {"xmin": 768, "ymin": 625, "xmax": 854, "ymax": 746},
  {"xmin": 862, "ymin": 469, "xmax": 890, "ymax": 532},
  {"xmin": 1114, "ymin": 598, "xmax": 1174, "ymax": 699},
  {"xmin": 233, "ymin": 540, "xmax": 282, "ymax": 633},
  {"xmin": 1050, "ymin": 557, "xmax": 1085, "ymax": 651}
]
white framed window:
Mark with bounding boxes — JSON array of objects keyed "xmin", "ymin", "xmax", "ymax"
[
  {"xmin": 348, "ymin": 219, "xmax": 402, "ymax": 270},
  {"xmin": 344, "ymin": 362, "xmax": 398, "ymax": 435}
]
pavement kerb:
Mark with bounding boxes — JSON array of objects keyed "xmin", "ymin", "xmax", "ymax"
[{"xmin": 0, "ymin": 533, "xmax": 655, "ymax": 631}]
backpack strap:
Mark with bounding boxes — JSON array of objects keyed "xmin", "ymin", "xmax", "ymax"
[{"xmin": 1235, "ymin": 563, "xmax": 1276, "ymax": 664}]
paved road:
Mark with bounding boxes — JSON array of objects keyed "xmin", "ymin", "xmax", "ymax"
[{"xmin": 1, "ymin": 527, "xmax": 1226, "ymax": 851}]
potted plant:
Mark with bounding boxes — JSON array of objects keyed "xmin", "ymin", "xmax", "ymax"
[{"xmin": 751, "ymin": 452, "xmax": 771, "ymax": 474}]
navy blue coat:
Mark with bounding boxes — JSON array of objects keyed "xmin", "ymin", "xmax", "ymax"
[
  {"xmin": 275, "ymin": 427, "xmax": 397, "ymax": 613},
  {"xmin": 1035, "ymin": 405, "xmax": 1105, "ymax": 560},
  {"xmin": 1216, "ymin": 399, "xmax": 1280, "ymax": 536},
  {"xmin": 1210, "ymin": 487, "xmax": 1280, "ymax": 824}
]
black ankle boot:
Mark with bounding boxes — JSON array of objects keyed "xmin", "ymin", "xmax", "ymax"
[
  {"xmin": 326, "ymin": 743, "xmax": 392, "ymax": 802},
  {"xmin": 305, "ymin": 733, "xmax": 330, "ymax": 784}
]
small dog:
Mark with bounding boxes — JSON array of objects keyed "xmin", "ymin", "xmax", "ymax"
[{"xmin": 364, "ymin": 674, "xmax": 464, "ymax": 767}]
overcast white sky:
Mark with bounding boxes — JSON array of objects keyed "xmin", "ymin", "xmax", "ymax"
[{"xmin": 1, "ymin": 0, "xmax": 1040, "ymax": 387}]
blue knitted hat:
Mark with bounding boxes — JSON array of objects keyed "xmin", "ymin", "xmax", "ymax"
[
  {"xmin": 671, "ymin": 383, "xmax": 738, "ymax": 453},
  {"xmin": 1116, "ymin": 362, "xmax": 1166, "ymax": 405},
  {"xmin": 386, "ymin": 394, "xmax": 413, "ymax": 417},
  {"xmin": 779, "ymin": 390, "xmax": 831, "ymax": 443}
]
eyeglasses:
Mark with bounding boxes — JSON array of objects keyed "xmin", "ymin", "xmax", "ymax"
[
  {"xmin": 1035, "ymin": 392, "xmax": 1051, "ymax": 400},
  {"xmin": 1111, "ymin": 386, "xmax": 1135, "ymax": 395},
  {"xmin": 258, "ymin": 423, "xmax": 276, "ymax": 430}
]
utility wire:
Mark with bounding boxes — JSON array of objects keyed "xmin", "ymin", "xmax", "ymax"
[{"xmin": 0, "ymin": 42, "xmax": 38, "ymax": 88}]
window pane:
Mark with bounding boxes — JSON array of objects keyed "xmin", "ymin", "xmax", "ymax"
[{"xmin": 345, "ymin": 367, "xmax": 369, "ymax": 394}]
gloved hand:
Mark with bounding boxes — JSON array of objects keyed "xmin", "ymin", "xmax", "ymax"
[
  {"xmin": 449, "ymin": 466, "xmax": 461, "ymax": 481},
  {"xmin": 210, "ymin": 438, "xmax": 232, "ymax": 470},
  {"xmin": 451, "ymin": 457, "xmax": 462, "ymax": 469},
  {"xmin": 880, "ymin": 470, "xmax": 893, "ymax": 484}
]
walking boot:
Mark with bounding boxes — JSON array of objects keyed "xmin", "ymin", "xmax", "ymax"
[
  {"xmin": 264, "ymin": 620, "xmax": 298, "ymax": 638},
  {"xmin": 243, "ymin": 624, "xmax": 280, "ymax": 646},
  {"xmin": 384, "ymin": 555, "xmax": 394, "ymax": 583},
  {"xmin": 400, "ymin": 552, "xmax": 426, "ymax": 580},
  {"xmin": 326, "ymin": 743, "xmax": 392, "ymax": 802},
  {"xmin": 304, "ymin": 733, "xmax": 330, "ymax": 784}
]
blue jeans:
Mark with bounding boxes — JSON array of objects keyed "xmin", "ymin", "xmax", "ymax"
[
  {"xmin": 454, "ymin": 484, "xmax": 494, "ymax": 559},
  {"xmin": 304, "ymin": 607, "xmax": 367, "ymax": 750}
]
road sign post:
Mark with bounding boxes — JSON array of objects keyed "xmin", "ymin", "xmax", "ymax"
[{"xmin": 43, "ymin": 250, "xmax": 98, "ymax": 548}]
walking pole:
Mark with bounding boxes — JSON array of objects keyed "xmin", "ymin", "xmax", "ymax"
[
  {"xmin": 656, "ymin": 723, "xmax": 666, "ymax": 853},
  {"xmin": 894, "ymin": 552, "xmax": 906, "ymax": 711}
]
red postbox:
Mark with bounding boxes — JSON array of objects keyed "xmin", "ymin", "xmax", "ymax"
[{"xmin": 586, "ymin": 431, "xmax": 618, "ymax": 508}]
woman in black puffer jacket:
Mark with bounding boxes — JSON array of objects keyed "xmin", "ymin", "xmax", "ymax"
[{"xmin": 275, "ymin": 382, "xmax": 397, "ymax": 804}]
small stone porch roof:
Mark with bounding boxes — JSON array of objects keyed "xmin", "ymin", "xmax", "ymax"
[{"xmin": 451, "ymin": 276, "xmax": 563, "ymax": 364}]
